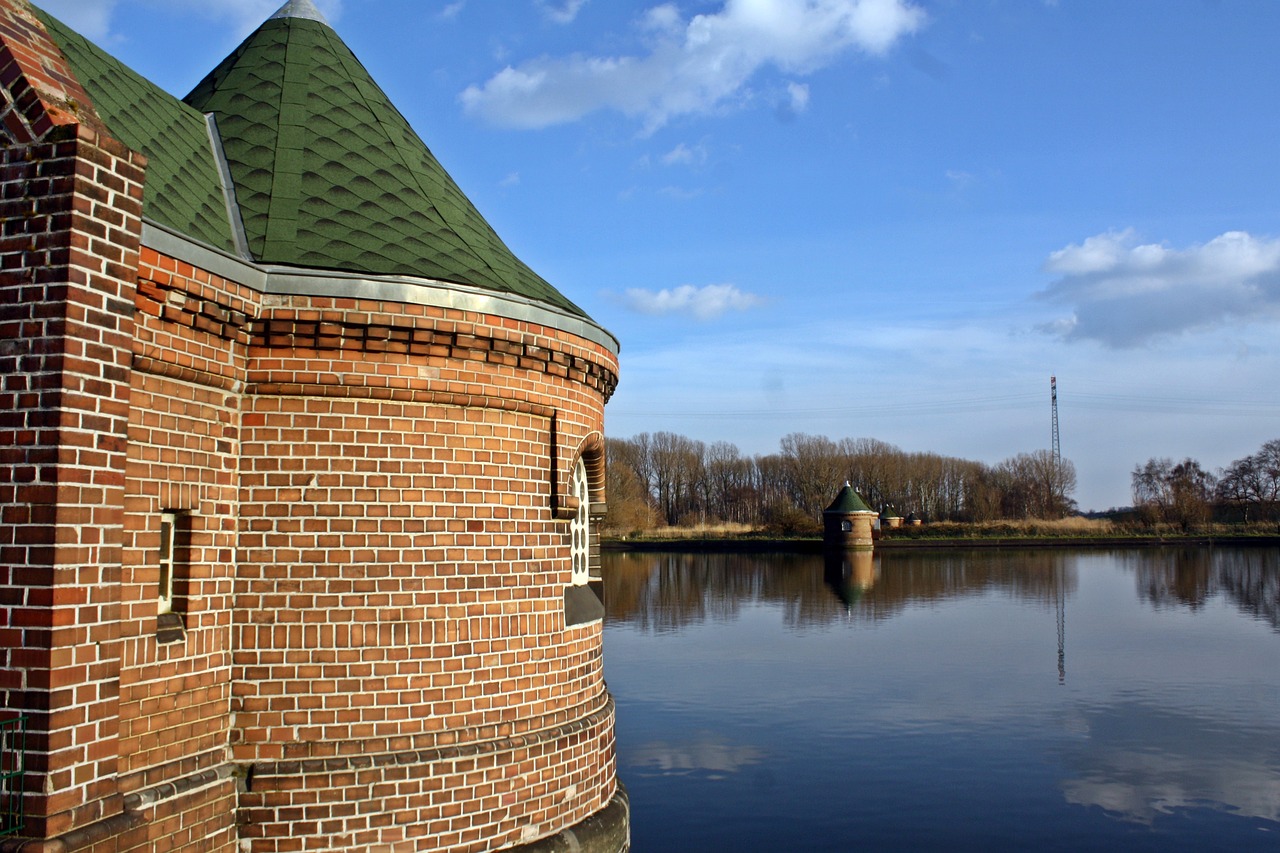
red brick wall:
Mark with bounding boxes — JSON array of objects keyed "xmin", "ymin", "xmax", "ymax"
[
  {"xmin": 233, "ymin": 297, "xmax": 619, "ymax": 850},
  {"xmin": 108, "ymin": 248, "xmax": 260, "ymax": 852},
  {"xmin": 0, "ymin": 121, "xmax": 142, "ymax": 839}
]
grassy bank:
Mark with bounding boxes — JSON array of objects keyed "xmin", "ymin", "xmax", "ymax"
[{"xmin": 603, "ymin": 517, "xmax": 1280, "ymax": 552}]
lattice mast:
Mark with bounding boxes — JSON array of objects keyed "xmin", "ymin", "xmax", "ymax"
[{"xmin": 1050, "ymin": 375, "xmax": 1061, "ymax": 469}]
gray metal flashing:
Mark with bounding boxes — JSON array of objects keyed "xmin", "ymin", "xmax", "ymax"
[
  {"xmin": 269, "ymin": 0, "xmax": 329, "ymax": 24},
  {"xmin": 139, "ymin": 221, "xmax": 620, "ymax": 355},
  {"xmin": 263, "ymin": 268, "xmax": 620, "ymax": 354},
  {"xmin": 142, "ymin": 220, "xmax": 267, "ymax": 289},
  {"xmin": 204, "ymin": 113, "xmax": 253, "ymax": 261}
]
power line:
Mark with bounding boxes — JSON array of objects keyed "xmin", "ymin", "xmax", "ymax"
[{"xmin": 609, "ymin": 391, "xmax": 1280, "ymax": 420}]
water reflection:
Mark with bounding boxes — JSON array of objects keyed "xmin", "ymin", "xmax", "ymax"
[
  {"xmin": 605, "ymin": 546, "xmax": 1280, "ymax": 633},
  {"xmin": 604, "ymin": 547, "xmax": 1280, "ymax": 852},
  {"xmin": 628, "ymin": 733, "xmax": 766, "ymax": 780},
  {"xmin": 1059, "ymin": 701, "xmax": 1280, "ymax": 825},
  {"xmin": 604, "ymin": 548, "xmax": 1083, "ymax": 629},
  {"xmin": 1124, "ymin": 548, "xmax": 1280, "ymax": 630}
]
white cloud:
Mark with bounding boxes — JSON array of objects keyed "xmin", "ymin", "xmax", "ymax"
[
  {"xmin": 537, "ymin": 0, "xmax": 590, "ymax": 24},
  {"xmin": 661, "ymin": 142, "xmax": 708, "ymax": 167},
  {"xmin": 460, "ymin": 0, "xmax": 925, "ymax": 131},
  {"xmin": 657, "ymin": 185, "xmax": 705, "ymax": 200},
  {"xmin": 441, "ymin": 1, "xmax": 467, "ymax": 21},
  {"xmin": 34, "ymin": 0, "xmax": 117, "ymax": 40},
  {"xmin": 177, "ymin": 0, "xmax": 345, "ymax": 34},
  {"xmin": 41, "ymin": 0, "xmax": 345, "ymax": 42},
  {"xmin": 623, "ymin": 283, "xmax": 764, "ymax": 320},
  {"xmin": 786, "ymin": 81, "xmax": 811, "ymax": 113},
  {"xmin": 499, "ymin": 171, "xmax": 521, "ymax": 187},
  {"xmin": 1039, "ymin": 229, "xmax": 1280, "ymax": 347}
]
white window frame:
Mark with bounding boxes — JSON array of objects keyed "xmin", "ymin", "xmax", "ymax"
[
  {"xmin": 570, "ymin": 458, "xmax": 590, "ymax": 587},
  {"xmin": 158, "ymin": 511, "xmax": 177, "ymax": 614}
]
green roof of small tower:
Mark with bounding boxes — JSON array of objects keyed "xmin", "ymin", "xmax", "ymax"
[
  {"xmin": 183, "ymin": 0, "xmax": 584, "ymax": 316},
  {"xmin": 824, "ymin": 483, "xmax": 873, "ymax": 515}
]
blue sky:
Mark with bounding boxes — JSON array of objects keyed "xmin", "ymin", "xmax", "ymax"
[{"xmin": 40, "ymin": 0, "xmax": 1280, "ymax": 511}]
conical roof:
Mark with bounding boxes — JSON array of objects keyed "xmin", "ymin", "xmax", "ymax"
[
  {"xmin": 824, "ymin": 483, "xmax": 873, "ymax": 514},
  {"xmin": 184, "ymin": 1, "xmax": 584, "ymax": 316}
]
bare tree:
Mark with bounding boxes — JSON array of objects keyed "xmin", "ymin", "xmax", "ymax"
[
  {"xmin": 649, "ymin": 431, "xmax": 705, "ymax": 525},
  {"xmin": 779, "ymin": 433, "xmax": 842, "ymax": 520},
  {"xmin": 604, "ymin": 437, "xmax": 658, "ymax": 532},
  {"xmin": 1133, "ymin": 456, "xmax": 1215, "ymax": 530},
  {"xmin": 606, "ymin": 429, "xmax": 1085, "ymax": 533}
]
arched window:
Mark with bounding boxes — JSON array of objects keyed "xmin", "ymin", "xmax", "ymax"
[{"xmin": 570, "ymin": 457, "xmax": 590, "ymax": 586}]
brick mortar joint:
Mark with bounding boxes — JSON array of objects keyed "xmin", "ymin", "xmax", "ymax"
[
  {"xmin": 243, "ymin": 382, "xmax": 556, "ymax": 418},
  {"xmin": 248, "ymin": 692, "xmax": 614, "ymax": 781}
]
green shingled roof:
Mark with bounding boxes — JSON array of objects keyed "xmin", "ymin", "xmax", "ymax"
[
  {"xmin": 184, "ymin": 3, "xmax": 584, "ymax": 316},
  {"xmin": 33, "ymin": 7, "xmax": 238, "ymax": 253},
  {"xmin": 825, "ymin": 485, "xmax": 873, "ymax": 514}
]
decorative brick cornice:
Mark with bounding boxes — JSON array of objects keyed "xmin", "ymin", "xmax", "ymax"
[
  {"xmin": 135, "ymin": 276, "xmax": 253, "ymax": 346},
  {"xmin": 251, "ymin": 316, "xmax": 619, "ymax": 400}
]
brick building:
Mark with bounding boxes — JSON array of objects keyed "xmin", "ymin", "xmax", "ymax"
[{"xmin": 0, "ymin": 0, "xmax": 626, "ymax": 850}]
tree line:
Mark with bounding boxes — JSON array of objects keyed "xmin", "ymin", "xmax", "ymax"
[
  {"xmin": 605, "ymin": 431, "xmax": 1078, "ymax": 533},
  {"xmin": 1132, "ymin": 439, "xmax": 1280, "ymax": 529}
]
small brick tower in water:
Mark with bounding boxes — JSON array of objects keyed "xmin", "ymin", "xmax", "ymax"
[{"xmin": 0, "ymin": 1, "xmax": 627, "ymax": 850}]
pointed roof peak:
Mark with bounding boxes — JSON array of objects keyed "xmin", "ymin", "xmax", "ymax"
[
  {"xmin": 184, "ymin": 0, "xmax": 585, "ymax": 316},
  {"xmin": 269, "ymin": 0, "xmax": 329, "ymax": 25}
]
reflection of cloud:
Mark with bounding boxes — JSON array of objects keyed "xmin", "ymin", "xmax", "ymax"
[
  {"xmin": 461, "ymin": 0, "xmax": 924, "ymax": 131},
  {"xmin": 627, "ymin": 733, "xmax": 765, "ymax": 777},
  {"xmin": 1064, "ymin": 753, "xmax": 1280, "ymax": 825},
  {"xmin": 1060, "ymin": 703, "xmax": 1280, "ymax": 825}
]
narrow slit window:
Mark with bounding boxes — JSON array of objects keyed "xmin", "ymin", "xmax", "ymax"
[{"xmin": 158, "ymin": 511, "xmax": 177, "ymax": 614}]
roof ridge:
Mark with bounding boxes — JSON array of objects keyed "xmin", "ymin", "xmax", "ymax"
[{"xmin": 269, "ymin": 0, "xmax": 329, "ymax": 25}]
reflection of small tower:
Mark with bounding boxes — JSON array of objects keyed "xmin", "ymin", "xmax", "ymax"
[
  {"xmin": 823, "ymin": 548, "xmax": 880, "ymax": 609},
  {"xmin": 823, "ymin": 483, "xmax": 878, "ymax": 550}
]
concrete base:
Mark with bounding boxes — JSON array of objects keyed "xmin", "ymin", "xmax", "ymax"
[{"xmin": 511, "ymin": 785, "xmax": 630, "ymax": 853}]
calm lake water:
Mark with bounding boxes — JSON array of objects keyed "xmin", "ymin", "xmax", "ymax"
[{"xmin": 601, "ymin": 547, "xmax": 1280, "ymax": 852}]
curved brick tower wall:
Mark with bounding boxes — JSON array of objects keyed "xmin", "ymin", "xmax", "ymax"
[{"xmin": 234, "ymin": 292, "xmax": 621, "ymax": 851}]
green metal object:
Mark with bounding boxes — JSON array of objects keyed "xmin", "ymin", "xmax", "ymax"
[{"xmin": 0, "ymin": 714, "xmax": 26, "ymax": 837}]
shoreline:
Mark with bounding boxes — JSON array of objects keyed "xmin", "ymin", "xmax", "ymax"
[{"xmin": 603, "ymin": 534, "xmax": 1280, "ymax": 553}]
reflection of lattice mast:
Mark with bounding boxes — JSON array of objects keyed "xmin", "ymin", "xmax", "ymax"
[
  {"xmin": 1057, "ymin": 572, "xmax": 1066, "ymax": 685},
  {"xmin": 1051, "ymin": 376, "xmax": 1061, "ymax": 468}
]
